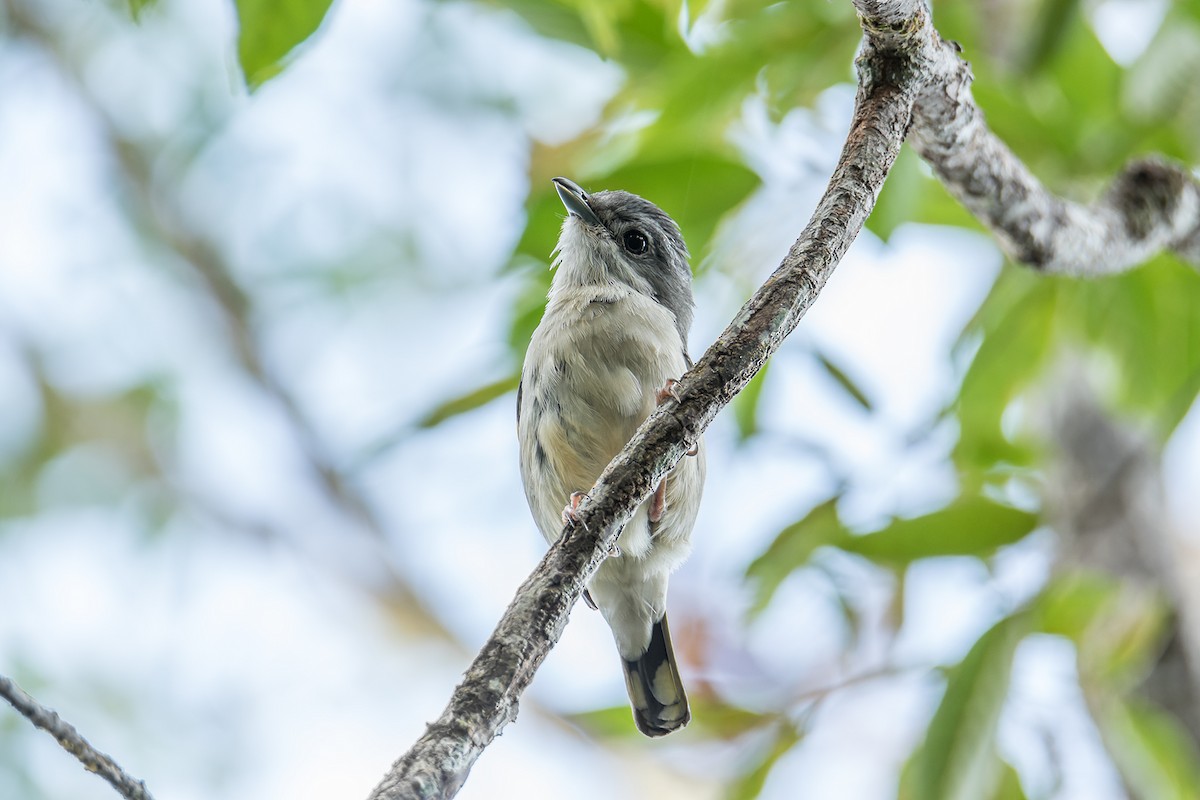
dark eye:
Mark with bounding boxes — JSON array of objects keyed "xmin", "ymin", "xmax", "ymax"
[{"xmin": 622, "ymin": 230, "xmax": 648, "ymax": 255}]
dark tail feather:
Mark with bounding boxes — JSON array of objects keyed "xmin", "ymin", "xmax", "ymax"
[{"xmin": 621, "ymin": 615, "xmax": 690, "ymax": 737}]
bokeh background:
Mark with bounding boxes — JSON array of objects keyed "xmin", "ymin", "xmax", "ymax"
[{"xmin": 2, "ymin": 0, "xmax": 1200, "ymax": 797}]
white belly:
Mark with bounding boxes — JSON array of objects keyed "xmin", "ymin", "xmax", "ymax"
[{"xmin": 518, "ymin": 284, "xmax": 703, "ymax": 564}]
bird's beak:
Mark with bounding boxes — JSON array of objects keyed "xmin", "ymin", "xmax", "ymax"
[{"xmin": 552, "ymin": 177, "xmax": 603, "ymax": 227}]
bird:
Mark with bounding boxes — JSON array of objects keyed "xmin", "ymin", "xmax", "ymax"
[{"xmin": 517, "ymin": 177, "xmax": 705, "ymax": 737}]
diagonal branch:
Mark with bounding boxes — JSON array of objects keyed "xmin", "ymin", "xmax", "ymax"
[
  {"xmin": 903, "ymin": 16, "xmax": 1200, "ymax": 273},
  {"xmin": 0, "ymin": 673, "xmax": 155, "ymax": 800},
  {"xmin": 366, "ymin": 2, "xmax": 932, "ymax": 797}
]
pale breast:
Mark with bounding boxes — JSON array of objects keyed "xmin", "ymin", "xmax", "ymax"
[{"xmin": 519, "ymin": 285, "xmax": 689, "ymax": 542}]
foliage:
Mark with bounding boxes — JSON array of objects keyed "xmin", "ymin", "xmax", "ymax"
[{"xmin": 235, "ymin": 0, "xmax": 337, "ymax": 87}]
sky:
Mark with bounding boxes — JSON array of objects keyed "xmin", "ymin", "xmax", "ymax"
[{"xmin": 0, "ymin": 0, "xmax": 1196, "ymax": 798}]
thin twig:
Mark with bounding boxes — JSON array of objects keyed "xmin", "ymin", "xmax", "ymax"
[{"xmin": 0, "ymin": 673, "xmax": 155, "ymax": 800}]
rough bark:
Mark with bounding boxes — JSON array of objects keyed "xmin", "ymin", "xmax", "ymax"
[
  {"xmin": 904, "ymin": 16, "xmax": 1200, "ymax": 273},
  {"xmin": 367, "ymin": 3, "xmax": 928, "ymax": 798},
  {"xmin": 0, "ymin": 674, "xmax": 155, "ymax": 800}
]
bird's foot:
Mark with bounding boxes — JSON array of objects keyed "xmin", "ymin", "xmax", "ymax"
[
  {"xmin": 562, "ymin": 491, "xmax": 589, "ymax": 528},
  {"xmin": 655, "ymin": 378, "xmax": 680, "ymax": 405},
  {"xmin": 649, "ymin": 481, "xmax": 667, "ymax": 524}
]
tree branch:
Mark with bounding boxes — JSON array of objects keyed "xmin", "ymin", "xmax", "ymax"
[
  {"xmin": 902, "ymin": 11, "xmax": 1200, "ymax": 273},
  {"xmin": 367, "ymin": 2, "xmax": 930, "ymax": 798},
  {"xmin": 1043, "ymin": 375, "xmax": 1200, "ymax": 744},
  {"xmin": 0, "ymin": 673, "xmax": 155, "ymax": 800}
]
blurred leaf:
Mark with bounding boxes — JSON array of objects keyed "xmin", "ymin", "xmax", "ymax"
[
  {"xmin": 813, "ymin": 349, "xmax": 872, "ymax": 412},
  {"xmin": 748, "ymin": 495, "xmax": 1038, "ymax": 615},
  {"xmin": 732, "ymin": 360, "xmax": 770, "ymax": 440},
  {"xmin": 494, "ymin": 0, "xmax": 684, "ymax": 65},
  {"xmin": 907, "ymin": 754, "xmax": 1029, "ymax": 800},
  {"xmin": 684, "ymin": 697, "xmax": 775, "ymax": 740},
  {"xmin": 1090, "ymin": 693, "xmax": 1200, "ymax": 800},
  {"xmin": 568, "ymin": 704, "xmax": 644, "ymax": 739},
  {"xmin": 745, "ymin": 497, "xmax": 846, "ymax": 617},
  {"xmin": 416, "ymin": 373, "xmax": 521, "ymax": 429},
  {"xmin": 811, "ymin": 559, "xmax": 865, "ymax": 643},
  {"xmin": 727, "ymin": 722, "xmax": 802, "ymax": 800},
  {"xmin": 907, "ymin": 613, "xmax": 1031, "ymax": 800},
  {"xmin": 126, "ymin": 0, "xmax": 157, "ymax": 20},
  {"xmin": 1069, "ymin": 256, "xmax": 1200, "ymax": 438},
  {"xmin": 991, "ymin": 758, "xmax": 1028, "ymax": 800},
  {"xmin": 954, "ymin": 270, "xmax": 1057, "ymax": 470},
  {"xmin": 570, "ymin": 696, "xmax": 770, "ymax": 741},
  {"xmin": 1122, "ymin": 19, "xmax": 1200, "ymax": 156},
  {"xmin": 511, "ymin": 186, "xmax": 569, "ymax": 266},
  {"xmin": 508, "ymin": 279, "xmax": 551, "ymax": 357},
  {"xmin": 1020, "ymin": 0, "xmax": 1079, "ymax": 74},
  {"xmin": 484, "ymin": 0, "xmax": 594, "ymax": 51},
  {"xmin": 1035, "ymin": 575, "xmax": 1184, "ymax": 797},
  {"xmin": 868, "ymin": 144, "xmax": 925, "ymax": 241},
  {"xmin": 1037, "ymin": 573, "xmax": 1169, "ymax": 685},
  {"xmin": 837, "ymin": 496, "xmax": 1039, "ymax": 567},
  {"xmin": 235, "ymin": 0, "xmax": 335, "ymax": 88}
]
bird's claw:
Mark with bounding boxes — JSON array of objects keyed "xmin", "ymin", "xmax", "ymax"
[
  {"xmin": 655, "ymin": 378, "xmax": 681, "ymax": 405},
  {"xmin": 562, "ymin": 491, "xmax": 589, "ymax": 528}
]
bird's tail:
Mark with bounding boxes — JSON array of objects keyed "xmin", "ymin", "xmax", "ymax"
[{"xmin": 620, "ymin": 614, "xmax": 690, "ymax": 737}]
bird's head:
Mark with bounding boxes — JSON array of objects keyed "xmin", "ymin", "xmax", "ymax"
[{"xmin": 550, "ymin": 177, "xmax": 694, "ymax": 338}]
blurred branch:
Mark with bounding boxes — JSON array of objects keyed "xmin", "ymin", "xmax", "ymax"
[
  {"xmin": 0, "ymin": 673, "xmax": 155, "ymax": 800},
  {"xmin": 4, "ymin": 0, "xmax": 452, "ymax": 642},
  {"xmin": 1045, "ymin": 376, "xmax": 1200, "ymax": 744},
  {"xmin": 367, "ymin": 2, "xmax": 926, "ymax": 797},
  {"xmin": 903, "ymin": 11, "xmax": 1200, "ymax": 273}
]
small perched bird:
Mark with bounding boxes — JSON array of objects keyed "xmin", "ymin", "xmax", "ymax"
[{"xmin": 518, "ymin": 177, "xmax": 705, "ymax": 737}]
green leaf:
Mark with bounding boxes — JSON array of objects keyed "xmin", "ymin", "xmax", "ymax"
[
  {"xmin": 954, "ymin": 271, "xmax": 1057, "ymax": 470},
  {"xmin": 1020, "ymin": 0, "xmax": 1081, "ymax": 74},
  {"xmin": 745, "ymin": 498, "xmax": 846, "ymax": 616},
  {"xmin": 570, "ymin": 698, "xmax": 771, "ymax": 741},
  {"xmin": 990, "ymin": 759, "xmax": 1028, "ymax": 800},
  {"xmin": 813, "ymin": 349, "xmax": 872, "ymax": 412},
  {"xmin": 568, "ymin": 704, "xmax": 643, "ymax": 739},
  {"xmin": 727, "ymin": 722, "xmax": 803, "ymax": 800},
  {"xmin": 908, "ymin": 613, "xmax": 1032, "ymax": 800},
  {"xmin": 1070, "ymin": 257, "xmax": 1200, "ymax": 438},
  {"xmin": 235, "ymin": 0, "xmax": 336, "ymax": 89},
  {"xmin": 1035, "ymin": 576, "xmax": 1188, "ymax": 798},
  {"xmin": 126, "ymin": 0, "xmax": 158, "ymax": 20},
  {"xmin": 732, "ymin": 360, "xmax": 770, "ymax": 440},
  {"xmin": 867, "ymin": 144, "xmax": 926, "ymax": 241},
  {"xmin": 837, "ymin": 496, "xmax": 1039, "ymax": 567},
  {"xmin": 1036, "ymin": 573, "xmax": 1169, "ymax": 685},
  {"xmin": 1090, "ymin": 693, "xmax": 1200, "ymax": 800},
  {"xmin": 416, "ymin": 373, "xmax": 521, "ymax": 429},
  {"xmin": 684, "ymin": 696, "xmax": 775, "ymax": 740}
]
